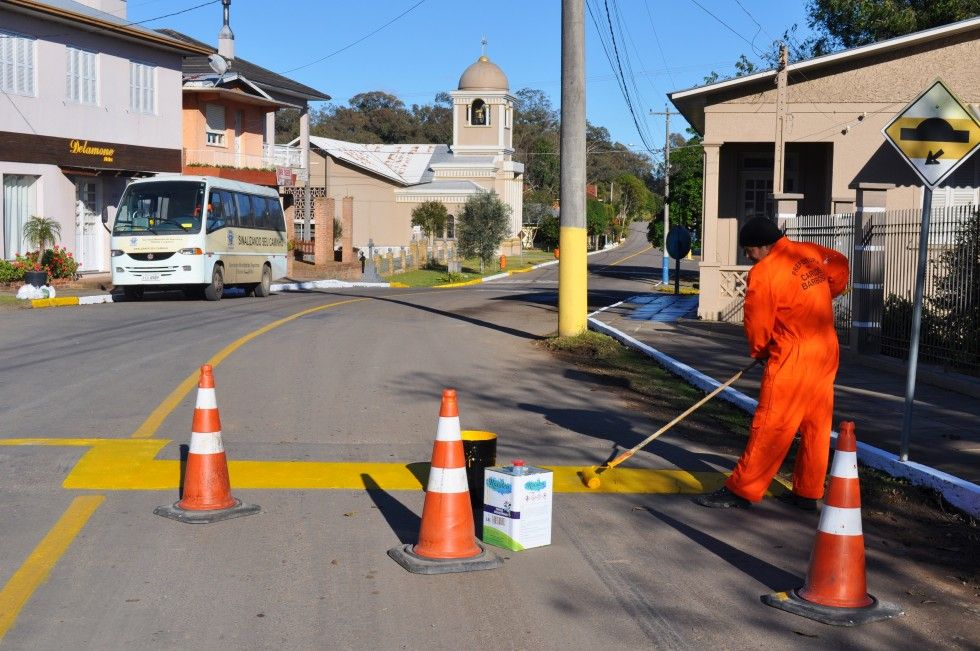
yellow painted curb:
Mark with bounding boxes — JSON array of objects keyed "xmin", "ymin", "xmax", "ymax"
[
  {"xmin": 389, "ymin": 282, "xmax": 410, "ymax": 288},
  {"xmin": 433, "ymin": 278, "xmax": 483, "ymax": 288},
  {"xmin": 30, "ymin": 297, "xmax": 79, "ymax": 308},
  {"xmin": 508, "ymin": 267, "xmax": 534, "ymax": 274}
]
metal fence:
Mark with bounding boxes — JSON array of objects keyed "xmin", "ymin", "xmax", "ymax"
[
  {"xmin": 785, "ymin": 213, "xmax": 855, "ymax": 345},
  {"xmin": 792, "ymin": 205, "xmax": 979, "ymax": 377},
  {"xmin": 875, "ymin": 205, "xmax": 979, "ymax": 376}
]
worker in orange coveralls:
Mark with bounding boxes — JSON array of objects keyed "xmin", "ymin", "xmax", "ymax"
[{"xmin": 696, "ymin": 217, "xmax": 849, "ymax": 510}]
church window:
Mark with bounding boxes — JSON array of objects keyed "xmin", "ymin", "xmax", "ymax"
[{"xmin": 469, "ymin": 99, "xmax": 489, "ymax": 126}]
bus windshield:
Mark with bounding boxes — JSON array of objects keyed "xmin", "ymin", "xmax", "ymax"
[{"xmin": 113, "ymin": 181, "xmax": 206, "ymax": 235}]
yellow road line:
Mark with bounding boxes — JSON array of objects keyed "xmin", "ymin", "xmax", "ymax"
[
  {"xmin": 602, "ymin": 243, "xmax": 653, "ymax": 269},
  {"xmin": 130, "ymin": 297, "xmax": 367, "ymax": 438},
  {"xmin": 0, "ymin": 438, "xmax": 731, "ymax": 494},
  {"xmin": 0, "ymin": 495, "xmax": 104, "ymax": 638}
]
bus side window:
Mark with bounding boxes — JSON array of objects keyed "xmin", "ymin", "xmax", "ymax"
[
  {"xmin": 207, "ymin": 192, "xmax": 224, "ymax": 232},
  {"xmin": 269, "ymin": 197, "xmax": 286, "ymax": 233},
  {"xmin": 253, "ymin": 195, "xmax": 270, "ymax": 230},
  {"xmin": 235, "ymin": 193, "xmax": 253, "ymax": 228}
]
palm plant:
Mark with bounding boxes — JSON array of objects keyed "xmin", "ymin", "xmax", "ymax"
[{"xmin": 23, "ymin": 215, "xmax": 61, "ymax": 256}]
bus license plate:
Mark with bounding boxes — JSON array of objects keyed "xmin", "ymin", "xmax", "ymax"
[{"xmin": 143, "ymin": 274, "xmax": 160, "ymax": 281}]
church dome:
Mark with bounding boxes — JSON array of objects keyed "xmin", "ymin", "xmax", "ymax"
[{"xmin": 458, "ymin": 55, "xmax": 509, "ymax": 91}]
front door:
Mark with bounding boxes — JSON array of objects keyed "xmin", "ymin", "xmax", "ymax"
[{"xmin": 74, "ymin": 179, "xmax": 103, "ymax": 271}]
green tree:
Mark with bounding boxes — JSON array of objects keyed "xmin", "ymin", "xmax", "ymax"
[
  {"xmin": 412, "ymin": 92, "xmax": 453, "ymax": 145},
  {"xmin": 586, "ymin": 198, "xmax": 612, "ymax": 249},
  {"xmin": 535, "ymin": 215, "xmax": 560, "ymax": 252},
  {"xmin": 23, "ymin": 215, "xmax": 61, "ymax": 254},
  {"xmin": 649, "ymin": 132, "xmax": 703, "ymax": 252},
  {"xmin": 411, "ymin": 201, "xmax": 449, "ymax": 240},
  {"xmin": 614, "ymin": 174, "xmax": 653, "ymax": 234},
  {"xmin": 802, "ymin": 0, "xmax": 980, "ymax": 55},
  {"xmin": 457, "ymin": 191, "xmax": 511, "ymax": 272}
]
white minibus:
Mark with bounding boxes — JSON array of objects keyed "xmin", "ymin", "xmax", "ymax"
[{"xmin": 110, "ymin": 175, "xmax": 287, "ymax": 300}]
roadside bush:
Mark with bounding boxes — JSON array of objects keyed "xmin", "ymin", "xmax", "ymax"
[{"xmin": 0, "ymin": 259, "xmax": 25, "ymax": 283}]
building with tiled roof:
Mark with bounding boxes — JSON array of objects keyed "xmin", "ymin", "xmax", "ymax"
[{"xmin": 292, "ymin": 54, "xmax": 525, "ymax": 255}]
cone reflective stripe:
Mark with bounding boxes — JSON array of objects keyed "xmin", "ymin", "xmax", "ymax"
[
  {"xmin": 761, "ymin": 422, "xmax": 903, "ymax": 626},
  {"xmin": 387, "ymin": 389, "xmax": 502, "ymax": 574},
  {"xmin": 154, "ymin": 365, "xmax": 259, "ymax": 524},
  {"xmin": 414, "ymin": 389, "xmax": 481, "ymax": 559}
]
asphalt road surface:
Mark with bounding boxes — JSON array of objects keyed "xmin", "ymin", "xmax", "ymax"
[{"xmin": 0, "ymin": 227, "xmax": 973, "ymax": 649}]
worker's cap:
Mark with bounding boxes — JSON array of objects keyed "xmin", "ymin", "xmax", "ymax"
[{"xmin": 738, "ymin": 217, "xmax": 784, "ymax": 247}]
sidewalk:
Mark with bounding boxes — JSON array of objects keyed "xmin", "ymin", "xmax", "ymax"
[{"xmin": 589, "ymin": 292, "xmax": 980, "ymax": 516}]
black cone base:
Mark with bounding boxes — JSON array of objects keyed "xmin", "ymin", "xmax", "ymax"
[
  {"xmin": 387, "ymin": 542, "xmax": 503, "ymax": 575},
  {"xmin": 154, "ymin": 499, "xmax": 261, "ymax": 524},
  {"xmin": 762, "ymin": 589, "xmax": 904, "ymax": 627}
]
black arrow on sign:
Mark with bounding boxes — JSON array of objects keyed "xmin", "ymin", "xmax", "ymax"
[{"xmin": 925, "ymin": 149, "xmax": 944, "ymax": 165}]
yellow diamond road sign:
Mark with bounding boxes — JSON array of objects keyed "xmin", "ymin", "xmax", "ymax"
[{"xmin": 882, "ymin": 79, "xmax": 980, "ymax": 188}]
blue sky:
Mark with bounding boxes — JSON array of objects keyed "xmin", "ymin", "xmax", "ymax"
[{"xmin": 126, "ymin": 0, "xmax": 816, "ymax": 153}]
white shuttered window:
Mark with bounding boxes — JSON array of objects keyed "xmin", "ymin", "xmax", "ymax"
[
  {"xmin": 130, "ymin": 61, "xmax": 155, "ymax": 114},
  {"xmin": 205, "ymin": 103, "xmax": 226, "ymax": 145},
  {"xmin": 0, "ymin": 31, "xmax": 36, "ymax": 96},
  {"xmin": 66, "ymin": 47, "xmax": 97, "ymax": 105}
]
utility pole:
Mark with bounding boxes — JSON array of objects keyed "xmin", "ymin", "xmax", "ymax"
[
  {"xmin": 773, "ymin": 43, "xmax": 788, "ymax": 195},
  {"xmin": 558, "ymin": 0, "xmax": 587, "ymax": 336},
  {"xmin": 650, "ymin": 106, "xmax": 676, "ymax": 284}
]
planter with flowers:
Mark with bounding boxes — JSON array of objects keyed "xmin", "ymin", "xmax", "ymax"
[{"xmin": 11, "ymin": 216, "xmax": 79, "ymax": 289}]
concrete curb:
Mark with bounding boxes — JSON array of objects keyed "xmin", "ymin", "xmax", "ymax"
[
  {"xmin": 271, "ymin": 279, "xmax": 389, "ymax": 292},
  {"xmin": 587, "ymin": 316, "xmax": 980, "ymax": 519}
]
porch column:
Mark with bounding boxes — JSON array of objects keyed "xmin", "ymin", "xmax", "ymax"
[
  {"xmin": 832, "ymin": 195, "xmax": 855, "ymax": 215},
  {"xmin": 300, "ymin": 106, "xmax": 311, "ymax": 240},
  {"xmin": 313, "ymin": 196, "xmax": 335, "ymax": 265},
  {"xmin": 772, "ymin": 192, "xmax": 803, "ymax": 231},
  {"xmin": 265, "ymin": 111, "xmax": 275, "ymax": 145},
  {"xmin": 698, "ymin": 142, "xmax": 722, "ymax": 320},
  {"xmin": 341, "ymin": 196, "xmax": 354, "ymax": 262},
  {"xmin": 850, "ymin": 182, "xmax": 893, "ymax": 355}
]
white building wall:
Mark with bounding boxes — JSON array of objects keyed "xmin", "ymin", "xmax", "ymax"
[{"xmin": 0, "ymin": 11, "xmax": 184, "ymax": 149}]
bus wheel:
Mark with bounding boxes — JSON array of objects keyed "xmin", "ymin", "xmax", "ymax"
[
  {"xmin": 254, "ymin": 265, "xmax": 272, "ymax": 297},
  {"xmin": 204, "ymin": 265, "xmax": 224, "ymax": 301},
  {"xmin": 123, "ymin": 286, "xmax": 144, "ymax": 301}
]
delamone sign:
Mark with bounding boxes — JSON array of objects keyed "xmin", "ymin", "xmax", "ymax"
[
  {"xmin": 68, "ymin": 140, "xmax": 116, "ymax": 163},
  {"xmin": 68, "ymin": 139, "xmax": 116, "ymax": 163},
  {"xmin": 0, "ymin": 130, "xmax": 180, "ymax": 172}
]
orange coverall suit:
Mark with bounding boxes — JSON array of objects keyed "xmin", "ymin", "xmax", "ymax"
[{"xmin": 725, "ymin": 237, "xmax": 849, "ymax": 503}]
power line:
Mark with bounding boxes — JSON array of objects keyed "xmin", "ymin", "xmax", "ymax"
[
  {"xmin": 643, "ymin": 2, "xmax": 676, "ymax": 89},
  {"xmin": 278, "ymin": 0, "xmax": 429, "ymax": 75}
]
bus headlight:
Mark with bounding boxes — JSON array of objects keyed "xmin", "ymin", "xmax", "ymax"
[
  {"xmin": 111, "ymin": 249, "xmax": 124, "ymax": 257},
  {"xmin": 178, "ymin": 248, "xmax": 204, "ymax": 255}
]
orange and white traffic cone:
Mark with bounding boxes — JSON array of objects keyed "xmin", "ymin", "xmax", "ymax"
[
  {"xmin": 154, "ymin": 364, "xmax": 260, "ymax": 524},
  {"xmin": 762, "ymin": 422, "xmax": 902, "ymax": 626},
  {"xmin": 388, "ymin": 388, "xmax": 503, "ymax": 574}
]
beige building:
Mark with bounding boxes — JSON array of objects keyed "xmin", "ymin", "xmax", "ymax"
[
  {"xmin": 291, "ymin": 55, "xmax": 524, "ymax": 254},
  {"xmin": 668, "ymin": 17, "xmax": 980, "ymax": 321}
]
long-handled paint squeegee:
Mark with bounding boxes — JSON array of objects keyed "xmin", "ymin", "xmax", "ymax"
[{"xmin": 580, "ymin": 359, "xmax": 759, "ymax": 489}]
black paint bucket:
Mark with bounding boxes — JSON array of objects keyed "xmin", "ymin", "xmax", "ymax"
[{"xmin": 461, "ymin": 430, "xmax": 497, "ymax": 510}]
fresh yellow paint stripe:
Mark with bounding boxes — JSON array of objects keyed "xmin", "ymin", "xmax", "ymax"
[
  {"xmin": 0, "ymin": 495, "xmax": 104, "ymax": 638},
  {"xmin": 0, "ymin": 438, "xmax": 725, "ymax": 493},
  {"xmin": 130, "ymin": 297, "xmax": 367, "ymax": 438},
  {"xmin": 0, "ymin": 438, "xmax": 789, "ymax": 494},
  {"xmin": 30, "ymin": 297, "xmax": 79, "ymax": 308}
]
